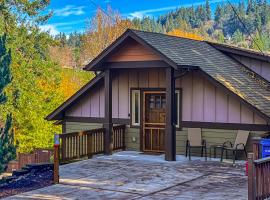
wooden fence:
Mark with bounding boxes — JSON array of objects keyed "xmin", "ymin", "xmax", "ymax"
[
  {"xmin": 59, "ymin": 125, "xmax": 126, "ymax": 162},
  {"xmin": 248, "ymin": 153, "xmax": 270, "ymax": 200},
  {"xmin": 6, "ymin": 149, "xmax": 53, "ymax": 172}
]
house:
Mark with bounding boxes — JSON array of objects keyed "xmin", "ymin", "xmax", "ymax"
[{"xmin": 46, "ymin": 29, "xmax": 270, "ymax": 161}]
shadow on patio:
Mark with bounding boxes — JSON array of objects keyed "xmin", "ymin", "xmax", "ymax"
[{"xmin": 5, "ymin": 151, "xmax": 247, "ymax": 200}]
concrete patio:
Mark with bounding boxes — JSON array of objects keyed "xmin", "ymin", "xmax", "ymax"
[{"xmin": 5, "ymin": 151, "xmax": 247, "ymax": 200}]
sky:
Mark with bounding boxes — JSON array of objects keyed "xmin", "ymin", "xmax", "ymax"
[{"xmin": 40, "ymin": 0, "xmax": 239, "ymax": 36}]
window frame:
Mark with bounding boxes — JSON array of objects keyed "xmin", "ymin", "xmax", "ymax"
[{"xmin": 131, "ymin": 89, "xmax": 141, "ymax": 127}]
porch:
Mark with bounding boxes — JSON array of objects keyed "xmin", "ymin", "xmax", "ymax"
[{"xmin": 6, "ymin": 151, "xmax": 247, "ymax": 200}]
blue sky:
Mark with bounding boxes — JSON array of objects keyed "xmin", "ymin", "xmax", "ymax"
[{"xmin": 40, "ymin": 0, "xmax": 239, "ymax": 35}]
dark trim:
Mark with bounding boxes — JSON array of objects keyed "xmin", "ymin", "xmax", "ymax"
[
  {"xmin": 139, "ymin": 89, "xmax": 144, "ymax": 151},
  {"xmin": 104, "ymin": 69, "xmax": 113, "ymax": 155},
  {"xmin": 180, "ymin": 121, "xmax": 270, "ymax": 131},
  {"xmin": 84, "ymin": 29, "xmax": 178, "ymax": 71},
  {"xmin": 46, "ymin": 73, "xmax": 104, "ymax": 121},
  {"xmin": 208, "ymin": 42, "xmax": 270, "ymax": 63},
  {"xmin": 113, "ymin": 118, "xmax": 130, "ymax": 124},
  {"xmin": 105, "ymin": 61, "xmax": 169, "ymax": 69},
  {"xmin": 64, "ymin": 116, "xmax": 130, "ymax": 124},
  {"xmin": 197, "ymin": 69, "xmax": 270, "ymax": 123},
  {"xmin": 62, "ymin": 120, "xmax": 66, "ymax": 133},
  {"xmin": 165, "ymin": 67, "xmax": 176, "ymax": 161}
]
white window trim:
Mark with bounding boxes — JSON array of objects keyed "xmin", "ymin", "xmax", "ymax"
[{"xmin": 131, "ymin": 90, "xmax": 140, "ymax": 126}]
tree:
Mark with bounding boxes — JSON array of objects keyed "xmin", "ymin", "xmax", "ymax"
[
  {"xmin": 206, "ymin": 0, "xmax": 211, "ymax": 21},
  {"xmin": 0, "ymin": 114, "xmax": 16, "ymax": 172},
  {"xmin": 0, "ymin": 34, "xmax": 14, "ymax": 172},
  {"xmin": 168, "ymin": 29, "xmax": 203, "ymax": 41},
  {"xmin": 232, "ymin": 29, "xmax": 245, "ymax": 43},
  {"xmin": 0, "ymin": 0, "xmax": 51, "ymax": 33},
  {"xmin": 0, "ymin": 34, "xmax": 12, "ymax": 104},
  {"xmin": 80, "ymin": 7, "xmax": 133, "ymax": 66}
]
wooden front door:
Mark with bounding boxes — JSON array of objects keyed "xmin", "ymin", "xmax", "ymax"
[{"xmin": 143, "ymin": 91, "xmax": 165, "ymax": 152}]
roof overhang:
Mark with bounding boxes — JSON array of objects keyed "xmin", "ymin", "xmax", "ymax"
[
  {"xmin": 46, "ymin": 73, "xmax": 104, "ymax": 121},
  {"xmin": 83, "ymin": 29, "xmax": 178, "ymax": 71},
  {"xmin": 208, "ymin": 42, "xmax": 270, "ymax": 63}
]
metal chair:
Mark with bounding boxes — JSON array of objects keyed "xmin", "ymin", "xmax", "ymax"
[
  {"xmin": 185, "ymin": 128, "xmax": 207, "ymax": 161},
  {"xmin": 220, "ymin": 130, "xmax": 249, "ymax": 164}
]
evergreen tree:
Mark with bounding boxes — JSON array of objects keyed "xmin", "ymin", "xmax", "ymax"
[
  {"xmin": 214, "ymin": 5, "xmax": 223, "ymax": 24},
  {"xmin": 232, "ymin": 29, "xmax": 245, "ymax": 43},
  {"xmin": 0, "ymin": 114, "xmax": 16, "ymax": 172},
  {"xmin": 206, "ymin": 0, "xmax": 211, "ymax": 21},
  {"xmin": 0, "ymin": 34, "xmax": 12, "ymax": 104},
  {"xmin": 247, "ymin": 0, "xmax": 254, "ymax": 14}
]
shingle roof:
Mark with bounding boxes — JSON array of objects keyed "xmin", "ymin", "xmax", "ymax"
[
  {"xmin": 47, "ymin": 29, "xmax": 270, "ymax": 121},
  {"xmin": 130, "ymin": 29, "xmax": 270, "ymax": 119}
]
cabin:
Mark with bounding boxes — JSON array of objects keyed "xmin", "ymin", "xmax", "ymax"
[{"xmin": 46, "ymin": 29, "xmax": 270, "ymax": 161}]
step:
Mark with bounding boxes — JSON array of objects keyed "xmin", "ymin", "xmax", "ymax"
[
  {"xmin": 26, "ymin": 163, "xmax": 53, "ymax": 171},
  {"xmin": 12, "ymin": 169, "xmax": 29, "ymax": 176}
]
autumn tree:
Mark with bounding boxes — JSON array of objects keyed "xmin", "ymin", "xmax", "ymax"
[
  {"xmin": 168, "ymin": 29, "xmax": 204, "ymax": 41},
  {"xmin": 80, "ymin": 7, "xmax": 133, "ymax": 67}
]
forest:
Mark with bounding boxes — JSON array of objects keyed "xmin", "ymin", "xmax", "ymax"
[{"xmin": 0, "ymin": 0, "xmax": 270, "ymax": 170}]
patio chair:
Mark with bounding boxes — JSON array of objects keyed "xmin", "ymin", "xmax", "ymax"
[
  {"xmin": 185, "ymin": 128, "xmax": 207, "ymax": 161},
  {"xmin": 220, "ymin": 130, "xmax": 249, "ymax": 164}
]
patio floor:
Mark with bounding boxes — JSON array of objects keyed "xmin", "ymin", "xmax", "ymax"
[{"xmin": 5, "ymin": 151, "xmax": 247, "ymax": 200}]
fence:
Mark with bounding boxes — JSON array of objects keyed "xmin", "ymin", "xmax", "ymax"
[
  {"xmin": 6, "ymin": 149, "xmax": 53, "ymax": 172},
  {"xmin": 248, "ymin": 153, "xmax": 270, "ymax": 200},
  {"xmin": 59, "ymin": 125, "xmax": 126, "ymax": 162}
]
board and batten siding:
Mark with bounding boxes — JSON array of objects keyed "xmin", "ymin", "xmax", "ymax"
[
  {"xmin": 231, "ymin": 54, "xmax": 270, "ymax": 82},
  {"xmin": 65, "ymin": 68, "xmax": 266, "ymax": 125}
]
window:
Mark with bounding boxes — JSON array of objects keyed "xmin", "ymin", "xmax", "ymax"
[
  {"xmin": 175, "ymin": 90, "xmax": 180, "ymax": 128},
  {"xmin": 131, "ymin": 90, "xmax": 140, "ymax": 126}
]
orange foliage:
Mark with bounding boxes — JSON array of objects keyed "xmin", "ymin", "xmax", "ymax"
[
  {"xmin": 59, "ymin": 70, "xmax": 92, "ymax": 99},
  {"xmin": 49, "ymin": 46, "xmax": 75, "ymax": 68},
  {"xmin": 168, "ymin": 29, "xmax": 203, "ymax": 41}
]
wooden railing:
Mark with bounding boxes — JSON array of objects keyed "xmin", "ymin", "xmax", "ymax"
[
  {"xmin": 59, "ymin": 125, "xmax": 126, "ymax": 162},
  {"xmin": 248, "ymin": 153, "xmax": 270, "ymax": 200},
  {"xmin": 252, "ymin": 138, "xmax": 261, "ymax": 160},
  {"xmin": 113, "ymin": 125, "xmax": 126, "ymax": 150},
  {"xmin": 60, "ymin": 128, "xmax": 105, "ymax": 162}
]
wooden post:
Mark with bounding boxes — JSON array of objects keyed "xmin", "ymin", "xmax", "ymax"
[
  {"xmin": 104, "ymin": 68, "xmax": 113, "ymax": 155},
  {"xmin": 248, "ymin": 153, "xmax": 256, "ymax": 200},
  {"xmin": 165, "ymin": 67, "xmax": 176, "ymax": 161},
  {"xmin": 54, "ymin": 133, "xmax": 60, "ymax": 184}
]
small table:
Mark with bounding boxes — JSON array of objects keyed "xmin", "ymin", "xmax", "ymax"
[{"xmin": 209, "ymin": 145, "xmax": 223, "ymax": 159}]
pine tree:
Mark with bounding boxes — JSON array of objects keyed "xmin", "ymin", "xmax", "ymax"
[
  {"xmin": 206, "ymin": 0, "xmax": 211, "ymax": 21},
  {"xmin": 0, "ymin": 34, "xmax": 14, "ymax": 172},
  {"xmin": 0, "ymin": 114, "xmax": 16, "ymax": 172},
  {"xmin": 214, "ymin": 5, "xmax": 223, "ymax": 24},
  {"xmin": 0, "ymin": 34, "xmax": 12, "ymax": 104}
]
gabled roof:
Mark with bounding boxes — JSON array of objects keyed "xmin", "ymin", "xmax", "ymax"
[
  {"xmin": 46, "ymin": 73, "xmax": 104, "ymax": 120},
  {"xmin": 47, "ymin": 29, "xmax": 270, "ymax": 121},
  {"xmin": 208, "ymin": 42, "xmax": 270, "ymax": 63}
]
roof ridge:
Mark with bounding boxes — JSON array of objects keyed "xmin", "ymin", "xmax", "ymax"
[{"xmin": 128, "ymin": 28, "xmax": 205, "ymax": 43}]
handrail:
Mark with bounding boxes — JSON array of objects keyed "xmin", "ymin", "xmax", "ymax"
[
  {"xmin": 58, "ymin": 125, "xmax": 126, "ymax": 162},
  {"xmin": 248, "ymin": 152, "xmax": 270, "ymax": 200},
  {"xmin": 254, "ymin": 156, "xmax": 270, "ymax": 165}
]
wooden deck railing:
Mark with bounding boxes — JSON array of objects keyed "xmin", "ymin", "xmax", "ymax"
[
  {"xmin": 60, "ymin": 128, "xmax": 106, "ymax": 162},
  {"xmin": 113, "ymin": 125, "xmax": 126, "ymax": 150},
  {"xmin": 248, "ymin": 153, "xmax": 270, "ymax": 200},
  {"xmin": 58, "ymin": 125, "xmax": 126, "ymax": 162}
]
